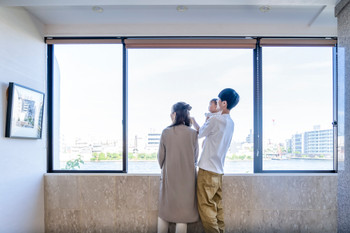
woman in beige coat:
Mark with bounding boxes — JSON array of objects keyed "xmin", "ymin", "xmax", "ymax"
[{"xmin": 157, "ymin": 102, "xmax": 199, "ymax": 233}]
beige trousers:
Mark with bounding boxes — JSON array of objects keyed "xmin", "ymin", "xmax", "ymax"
[{"xmin": 197, "ymin": 168, "xmax": 224, "ymax": 233}]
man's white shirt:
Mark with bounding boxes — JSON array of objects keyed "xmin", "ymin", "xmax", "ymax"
[{"xmin": 198, "ymin": 114, "xmax": 234, "ymax": 174}]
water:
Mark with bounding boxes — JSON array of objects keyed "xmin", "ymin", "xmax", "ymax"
[{"xmin": 60, "ymin": 159, "xmax": 333, "ymax": 173}]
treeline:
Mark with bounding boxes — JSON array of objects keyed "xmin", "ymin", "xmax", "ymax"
[
  {"xmin": 90, "ymin": 152, "xmax": 252, "ymax": 161},
  {"xmin": 226, "ymin": 154, "xmax": 253, "ymax": 160},
  {"xmin": 90, "ymin": 152, "xmax": 157, "ymax": 161}
]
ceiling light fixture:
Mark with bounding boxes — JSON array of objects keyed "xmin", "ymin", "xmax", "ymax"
[
  {"xmin": 176, "ymin": 5, "xmax": 188, "ymax": 12},
  {"xmin": 92, "ymin": 6, "xmax": 104, "ymax": 13},
  {"xmin": 259, "ymin": 5, "xmax": 271, "ymax": 13}
]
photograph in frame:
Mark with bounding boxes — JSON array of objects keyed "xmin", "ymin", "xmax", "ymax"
[{"xmin": 5, "ymin": 82, "xmax": 45, "ymax": 139}]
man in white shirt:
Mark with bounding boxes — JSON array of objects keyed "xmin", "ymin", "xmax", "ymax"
[{"xmin": 192, "ymin": 88, "xmax": 239, "ymax": 233}]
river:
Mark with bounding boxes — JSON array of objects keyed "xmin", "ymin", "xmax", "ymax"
[{"xmin": 60, "ymin": 159, "xmax": 333, "ymax": 173}]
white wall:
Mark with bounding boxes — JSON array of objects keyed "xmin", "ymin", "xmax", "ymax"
[
  {"xmin": 0, "ymin": 6, "xmax": 46, "ymax": 233},
  {"xmin": 45, "ymin": 22, "xmax": 337, "ymax": 37}
]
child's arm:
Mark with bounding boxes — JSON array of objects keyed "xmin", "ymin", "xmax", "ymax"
[{"xmin": 191, "ymin": 117, "xmax": 200, "ymax": 131}]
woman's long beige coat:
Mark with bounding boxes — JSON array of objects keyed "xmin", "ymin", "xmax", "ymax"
[{"xmin": 157, "ymin": 124, "xmax": 199, "ymax": 223}]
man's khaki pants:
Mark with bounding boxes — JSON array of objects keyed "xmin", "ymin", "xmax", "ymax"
[{"xmin": 197, "ymin": 168, "xmax": 224, "ymax": 233}]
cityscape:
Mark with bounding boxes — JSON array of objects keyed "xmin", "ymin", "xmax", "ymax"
[{"xmin": 58, "ymin": 125, "xmax": 333, "ymax": 170}]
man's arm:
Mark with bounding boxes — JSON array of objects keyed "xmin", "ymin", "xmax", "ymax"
[{"xmin": 197, "ymin": 117, "xmax": 216, "ymax": 139}]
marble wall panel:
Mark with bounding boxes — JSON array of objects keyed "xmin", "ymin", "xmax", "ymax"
[
  {"xmin": 45, "ymin": 209, "xmax": 81, "ymax": 233},
  {"xmin": 115, "ymin": 176, "xmax": 149, "ymax": 211},
  {"xmin": 44, "ymin": 174, "xmax": 337, "ymax": 233}
]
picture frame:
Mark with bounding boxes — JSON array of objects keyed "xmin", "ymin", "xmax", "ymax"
[{"xmin": 5, "ymin": 82, "xmax": 45, "ymax": 139}]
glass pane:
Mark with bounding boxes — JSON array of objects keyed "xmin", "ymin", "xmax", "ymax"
[
  {"xmin": 128, "ymin": 49, "xmax": 253, "ymax": 173},
  {"xmin": 53, "ymin": 44, "xmax": 123, "ymax": 170},
  {"xmin": 262, "ymin": 47, "xmax": 333, "ymax": 170}
]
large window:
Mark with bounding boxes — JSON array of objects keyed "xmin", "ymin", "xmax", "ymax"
[
  {"xmin": 48, "ymin": 38, "xmax": 337, "ymax": 173},
  {"xmin": 128, "ymin": 49, "xmax": 253, "ymax": 173},
  {"xmin": 262, "ymin": 47, "xmax": 334, "ymax": 171},
  {"xmin": 53, "ymin": 44, "xmax": 123, "ymax": 171}
]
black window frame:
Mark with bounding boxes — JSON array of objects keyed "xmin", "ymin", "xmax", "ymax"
[{"xmin": 46, "ymin": 36, "xmax": 338, "ymax": 173}]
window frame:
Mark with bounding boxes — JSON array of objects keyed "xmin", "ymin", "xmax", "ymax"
[
  {"xmin": 255, "ymin": 37, "xmax": 337, "ymax": 173},
  {"xmin": 47, "ymin": 39, "xmax": 126, "ymax": 173},
  {"xmin": 46, "ymin": 36, "xmax": 338, "ymax": 173}
]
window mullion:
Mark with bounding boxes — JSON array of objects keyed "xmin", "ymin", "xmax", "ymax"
[{"xmin": 254, "ymin": 38, "xmax": 263, "ymax": 173}]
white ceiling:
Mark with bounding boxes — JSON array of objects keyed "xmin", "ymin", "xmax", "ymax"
[
  {"xmin": 23, "ymin": 5, "xmax": 335, "ymax": 26},
  {"xmin": 0, "ymin": 0, "xmax": 338, "ymax": 36},
  {"xmin": 0, "ymin": 0, "xmax": 339, "ymax": 6}
]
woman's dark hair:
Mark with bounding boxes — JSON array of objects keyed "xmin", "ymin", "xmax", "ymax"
[
  {"xmin": 170, "ymin": 102, "xmax": 192, "ymax": 127},
  {"xmin": 218, "ymin": 88, "xmax": 240, "ymax": 110}
]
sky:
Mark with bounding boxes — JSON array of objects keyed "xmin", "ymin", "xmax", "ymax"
[
  {"xmin": 54, "ymin": 44, "xmax": 333, "ymax": 146},
  {"xmin": 262, "ymin": 47, "xmax": 333, "ymax": 143}
]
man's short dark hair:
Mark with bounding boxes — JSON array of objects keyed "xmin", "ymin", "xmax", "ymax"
[{"xmin": 218, "ymin": 88, "xmax": 239, "ymax": 110}]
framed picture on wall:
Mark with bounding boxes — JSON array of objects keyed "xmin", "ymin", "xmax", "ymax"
[{"xmin": 5, "ymin": 82, "xmax": 45, "ymax": 139}]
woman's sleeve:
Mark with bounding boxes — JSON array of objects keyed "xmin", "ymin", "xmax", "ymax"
[
  {"xmin": 194, "ymin": 132, "xmax": 199, "ymax": 167},
  {"xmin": 157, "ymin": 132, "xmax": 166, "ymax": 168}
]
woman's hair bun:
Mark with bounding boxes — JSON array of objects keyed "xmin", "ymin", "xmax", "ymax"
[
  {"xmin": 173, "ymin": 102, "xmax": 192, "ymax": 112},
  {"xmin": 171, "ymin": 102, "xmax": 192, "ymax": 127},
  {"xmin": 185, "ymin": 104, "xmax": 192, "ymax": 111}
]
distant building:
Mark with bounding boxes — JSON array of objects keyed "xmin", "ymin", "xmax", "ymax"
[
  {"xmin": 246, "ymin": 129, "xmax": 253, "ymax": 143},
  {"xmin": 146, "ymin": 133, "xmax": 161, "ymax": 151},
  {"xmin": 291, "ymin": 133, "xmax": 303, "ymax": 155},
  {"xmin": 285, "ymin": 139, "xmax": 292, "ymax": 153},
  {"xmin": 304, "ymin": 129, "xmax": 332, "ymax": 156},
  {"xmin": 288, "ymin": 127, "xmax": 333, "ymax": 157},
  {"xmin": 72, "ymin": 139, "xmax": 91, "ymax": 154},
  {"xmin": 92, "ymin": 143, "xmax": 102, "ymax": 153},
  {"xmin": 133, "ymin": 135, "xmax": 138, "ymax": 153}
]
